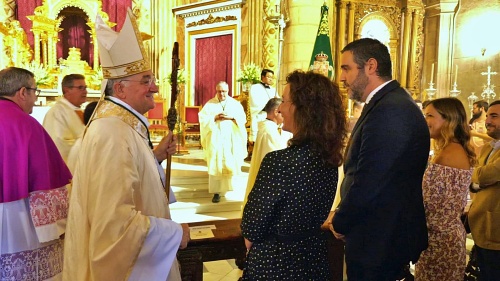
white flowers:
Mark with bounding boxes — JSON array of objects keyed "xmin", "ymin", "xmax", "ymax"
[
  {"xmin": 22, "ymin": 61, "xmax": 52, "ymax": 87},
  {"xmin": 237, "ymin": 63, "xmax": 261, "ymax": 84},
  {"xmin": 168, "ymin": 68, "xmax": 187, "ymax": 85}
]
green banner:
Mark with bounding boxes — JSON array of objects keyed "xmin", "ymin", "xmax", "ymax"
[{"xmin": 309, "ymin": 4, "xmax": 334, "ymax": 79}]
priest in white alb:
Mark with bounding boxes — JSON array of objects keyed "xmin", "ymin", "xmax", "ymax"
[
  {"xmin": 63, "ymin": 10, "xmax": 189, "ymax": 281},
  {"xmin": 199, "ymin": 81, "xmax": 247, "ymax": 203}
]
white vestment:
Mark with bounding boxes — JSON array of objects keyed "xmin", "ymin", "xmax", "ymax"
[
  {"xmin": 470, "ymin": 119, "xmax": 487, "ymax": 155},
  {"xmin": 244, "ymin": 120, "xmax": 291, "ymax": 205},
  {"xmin": 63, "ymin": 99, "xmax": 183, "ymax": 281},
  {"xmin": 43, "ymin": 97, "xmax": 85, "ymax": 163},
  {"xmin": 248, "ymin": 83, "xmax": 277, "ymax": 142},
  {"xmin": 199, "ymin": 96, "xmax": 247, "ymax": 194}
]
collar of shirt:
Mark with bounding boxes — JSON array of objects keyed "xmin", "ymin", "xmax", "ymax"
[
  {"xmin": 60, "ymin": 96, "xmax": 80, "ymax": 110},
  {"xmin": 107, "ymin": 96, "xmax": 150, "ymax": 127},
  {"xmin": 490, "ymin": 139, "xmax": 500, "ymax": 151},
  {"xmin": 261, "ymin": 82, "xmax": 270, "ymax": 89},
  {"xmin": 365, "ymin": 80, "xmax": 393, "ymax": 104}
]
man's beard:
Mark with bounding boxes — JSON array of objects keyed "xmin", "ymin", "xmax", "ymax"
[
  {"xmin": 347, "ymin": 70, "xmax": 369, "ymax": 102},
  {"xmin": 471, "ymin": 111, "xmax": 482, "ymax": 121},
  {"xmin": 487, "ymin": 125, "xmax": 500, "ymax": 139}
]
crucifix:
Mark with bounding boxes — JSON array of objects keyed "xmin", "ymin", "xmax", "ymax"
[{"xmin": 481, "ymin": 66, "xmax": 497, "ymax": 103}]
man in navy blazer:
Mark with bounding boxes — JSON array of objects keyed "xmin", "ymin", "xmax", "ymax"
[{"xmin": 331, "ymin": 38, "xmax": 429, "ymax": 280}]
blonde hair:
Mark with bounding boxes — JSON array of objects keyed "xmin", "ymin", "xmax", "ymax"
[{"xmin": 428, "ymin": 98, "xmax": 477, "ymax": 166}]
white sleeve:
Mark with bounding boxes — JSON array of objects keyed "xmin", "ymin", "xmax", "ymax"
[{"xmin": 128, "ymin": 217, "xmax": 183, "ymax": 281}]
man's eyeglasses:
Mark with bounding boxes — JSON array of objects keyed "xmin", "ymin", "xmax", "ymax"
[
  {"xmin": 68, "ymin": 85, "xmax": 88, "ymax": 90},
  {"xmin": 121, "ymin": 76, "xmax": 158, "ymax": 87},
  {"xmin": 25, "ymin": 87, "xmax": 41, "ymax": 97}
]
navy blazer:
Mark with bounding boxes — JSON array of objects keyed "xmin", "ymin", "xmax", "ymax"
[{"xmin": 333, "ymin": 80, "xmax": 429, "ymax": 268}]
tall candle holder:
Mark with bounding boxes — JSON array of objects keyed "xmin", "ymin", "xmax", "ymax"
[
  {"xmin": 468, "ymin": 92, "xmax": 478, "ymax": 116},
  {"xmin": 449, "ymin": 82, "xmax": 461, "ymax": 97},
  {"xmin": 426, "ymin": 81, "xmax": 437, "ymax": 100}
]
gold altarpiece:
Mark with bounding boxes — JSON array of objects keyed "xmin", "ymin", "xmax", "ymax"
[
  {"xmin": 0, "ymin": 0, "xmax": 156, "ymax": 92},
  {"xmin": 338, "ymin": 0, "xmax": 425, "ymax": 98}
]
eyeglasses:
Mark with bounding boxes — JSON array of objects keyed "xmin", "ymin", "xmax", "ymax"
[
  {"xmin": 68, "ymin": 85, "xmax": 88, "ymax": 90},
  {"xmin": 121, "ymin": 76, "xmax": 158, "ymax": 87},
  {"xmin": 25, "ymin": 87, "xmax": 41, "ymax": 97}
]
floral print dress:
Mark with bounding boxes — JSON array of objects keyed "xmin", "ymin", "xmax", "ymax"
[{"xmin": 415, "ymin": 163, "xmax": 472, "ymax": 281}]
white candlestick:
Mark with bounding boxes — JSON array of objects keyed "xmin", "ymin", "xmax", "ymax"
[
  {"xmin": 430, "ymin": 63, "xmax": 434, "ymax": 84},
  {"xmin": 454, "ymin": 65, "xmax": 458, "ymax": 84}
]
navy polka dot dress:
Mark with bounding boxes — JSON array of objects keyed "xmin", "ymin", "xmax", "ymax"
[{"xmin": 241, "ymin": 144, "xmax": 337, "ymax": 280}]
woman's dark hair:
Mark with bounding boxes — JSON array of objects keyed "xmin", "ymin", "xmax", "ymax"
[{"xmin": 286, "ymin": 70, "xmax": 347, "ymax": 167}]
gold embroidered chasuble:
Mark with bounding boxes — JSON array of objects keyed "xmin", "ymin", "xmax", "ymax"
[{"xmin": 63, "ymin": 100, "xmax": 182, "ymax": 281}]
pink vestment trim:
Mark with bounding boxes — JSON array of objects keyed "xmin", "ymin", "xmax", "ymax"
[{"xmin": 29, "ymin": 187, "xmax": 68, "ymax": 242}]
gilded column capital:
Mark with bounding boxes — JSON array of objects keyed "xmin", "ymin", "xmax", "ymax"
[{"xmin": 336, "ymin": 1, "xmax": 348, "ymax": 10}]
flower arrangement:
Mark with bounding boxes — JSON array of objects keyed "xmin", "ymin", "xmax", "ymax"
[
  {"xmin": 237, "ymin": 63, "xmax": 261, "ymax": 84},
  {"xmin": 168, "ymin": 68, "xmax": 187, "ymax": 85},
  {"xmin": 22, "ymin": 61, "xmax": 52, "ymax": 88}
]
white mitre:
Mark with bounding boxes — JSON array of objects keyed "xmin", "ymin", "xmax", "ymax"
[{"xmin": 95, "ymin": 9, "xmax": 151, "ymax": 79}]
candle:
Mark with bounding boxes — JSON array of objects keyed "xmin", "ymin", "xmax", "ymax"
[
  {"xmin": 430, "ymin": 63, "xmax": 434, "ymax": 84},
  {"xmin": 454, "ymin": 65, "xmax": 458, "ymax": 84}
]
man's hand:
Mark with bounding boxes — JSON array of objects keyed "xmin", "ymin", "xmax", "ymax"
[
  {"xmin": 153, "ymin": 131, "xmax": 177, "ymax": 162},
  {"xmin": 215, "ymin": 113, "xmax": 235, "ymax": 122},
  {"xmin": 324, "ymin": 210, "xmax": 345, "ymax": 241},
  {"xmin": 179, "ymin": 223, "xmax": 190, "ymax": 249}
]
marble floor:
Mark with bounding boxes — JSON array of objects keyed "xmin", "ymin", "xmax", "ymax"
[
  {"xmin": 167, "ymin": 148, "xmax": 475, "ymax": 281},
  {"xmin": 168, "ymin": 148, "xmax": 246, "ymax": 281}
]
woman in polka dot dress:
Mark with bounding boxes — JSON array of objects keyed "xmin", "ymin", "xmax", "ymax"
[{"xmin": 241, "ymin": 70, "xmax": 348, "ymax": 280}]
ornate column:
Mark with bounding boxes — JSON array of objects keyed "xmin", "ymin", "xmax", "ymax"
[
  {"xmin": 41, "ymin": 34, "xmax": 48, "ymax": 66},
  {"xmin": 335, "ymin": 0, "xmax": 348, "ymax": 84},
  {"xmin": 424, "ymin": 1, "xmax": 459, "ymax": 97},
  {"xmin": 407, "ymin": 9, "xmax": 422, "ymax": 94},
  {"xmin": 47, "ymin": 34, "xmax": 54, "ymax": 67},
  {"xmin": 400, "ymin": 7, "xmax": 412, "ymax": 87},
  {"xmin": 245, "ymin": 0, "xmax": 264, "ymax": 66},
  {"xmin": 347, "ymin": 2, "xmax": 355, "ymax": 43},
  {"xmin": 262, "ymin": 0, "xmax": 279, "ymax": 72},
  {"xmin": 33, "ymin": 31, "xmax": 41, "ymax": 64}
]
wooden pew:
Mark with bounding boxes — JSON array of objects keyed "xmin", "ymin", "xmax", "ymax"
[{"xmin": 177, "ymin": 218, "xmax": 345, "ymax": 281}]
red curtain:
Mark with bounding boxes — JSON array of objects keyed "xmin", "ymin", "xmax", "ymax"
[
  {"xmin": 102, "ymin": 0, "xmax": 132, "ymax": 31},
  {"xmin": 58, "ymin": 14, "xmax": 93, "ymax": 67},
  {"xmin": 16, "ymin": 0, "xmax": 43, "ymax": 48},
  {"xmin": 195, "ymin": 34, "xmax": 233, "ymax": 106}
]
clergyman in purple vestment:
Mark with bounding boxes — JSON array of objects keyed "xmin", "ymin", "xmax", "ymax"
[{"xmin": 0, "ymin": 67, "xmax": 71, "ymax": 280}]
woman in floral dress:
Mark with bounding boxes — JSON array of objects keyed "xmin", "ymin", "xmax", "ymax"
[
  {"xmin": 241, "ymin": 70, "xmax": 347, "ymax": 280},
  {"xmin": 415, "ymin": 98, "xmax": 476, "ymax": 280}
]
